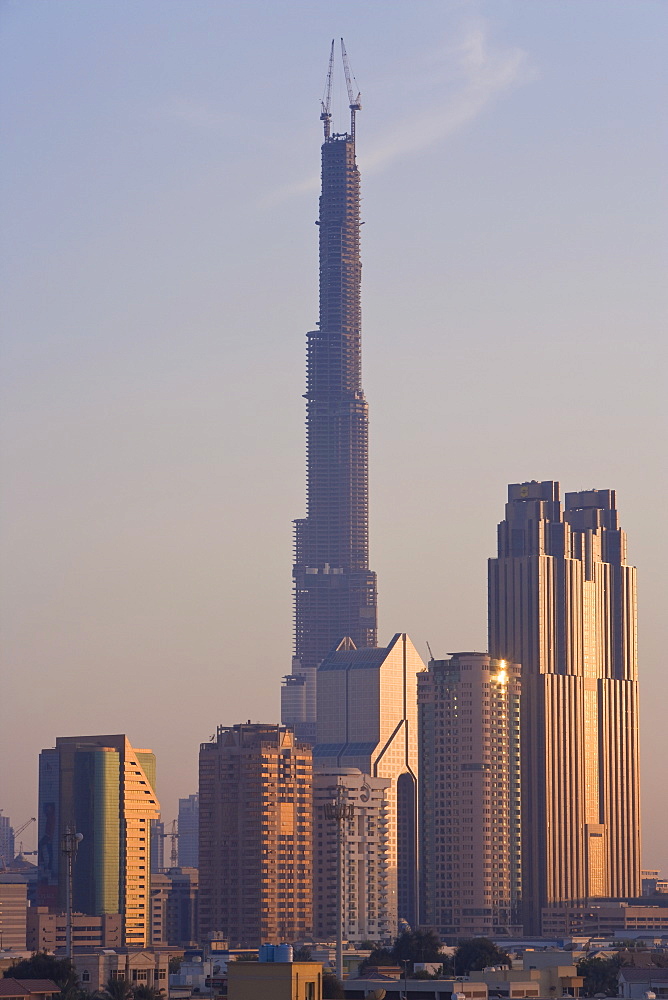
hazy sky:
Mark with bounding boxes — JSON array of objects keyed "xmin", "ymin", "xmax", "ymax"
[{"xmin": 2, "ymin": 1, "xmax": 667, "ymax": 871}]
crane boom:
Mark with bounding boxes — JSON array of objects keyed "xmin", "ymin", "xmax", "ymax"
[
  {"xmin": 14, "ymin": 817, "xmax": 36, "ymax": 838},
  {"xmin": 320, "ymin": 39, "xmax": 335, "ymax": 139},
  {"xmin": 340, "ymin": 38, "xmax": 361, "ymax": 142}
]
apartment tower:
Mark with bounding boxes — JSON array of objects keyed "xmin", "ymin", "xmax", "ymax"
[
  {"xmin": 198, "ymin": 723, "xmax": 312, "ymax": 947},
  {"xmin": 313, "ymin": 769, "xmax": 391, "ymax": 945},
  {"xmin": 488, "ymin": 482, "xmax": 641, "ymax": 933},
  {"xmin": 418, "ymin": 652, "xmax": 521, "ymax": 937},
  {"xmin": 283, "ymin": 42, "xmax": 377, "ymax": 742},
  {"xmin": 37, "ymin": 734, "xmax": 160, "ymax": 947},
  {"xmin": 314, "ymin": 632, "xmax": 421, "ymax": 931}
]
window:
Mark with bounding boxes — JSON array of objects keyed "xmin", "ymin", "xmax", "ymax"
[
  {"xmin": 82, "ymin": 972, "xmax": 90, "ymax": 983},
  {"xmin": 305, "ymin": 984, "xmax": 315, "ymax": 1000}
]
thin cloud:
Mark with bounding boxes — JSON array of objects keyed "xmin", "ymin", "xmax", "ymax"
[
  {"xmin": 363, "ymin": 21, "xmax": 533, "ymax": 174},
  {"xmin": 262, "ymin": 18, "xmax": 533, "ymax": 207}
]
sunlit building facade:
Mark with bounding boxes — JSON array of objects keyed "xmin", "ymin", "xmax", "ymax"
[
  {"xmin": 489, "ymin": 482, "xmax": 641, "ymax": 933},
  {"xmin": 313, "ymin": 768, "xmax": 391, "ymax": 944},
  {"xmin": 418, "ymin": 652, "xmax": 521, "ymax": 937},
  {"xmin": 37, "ymin": 734, "xmax": 160, "ymax": 947},
  {"xmin": 198, "ymin": 723, "xmax": 312, "ymax": 947},
  {"xmin": 314, "ymin": 633, "xmax": 421, "ymax": 931}
]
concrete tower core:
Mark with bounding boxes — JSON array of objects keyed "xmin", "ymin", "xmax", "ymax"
[{"xmin": 283, "ymin": 51, "xmax": 377, "ymax": 742}]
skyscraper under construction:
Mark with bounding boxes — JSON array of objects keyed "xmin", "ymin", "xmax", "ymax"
[{"xmin": 282, "ymin": 42, "xmax": 377, "ymax": 741}]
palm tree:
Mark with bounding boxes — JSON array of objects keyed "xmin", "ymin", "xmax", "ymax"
[
  {"xmin": 100, "ymin": 977, "xmax": 134, "ymax": 1000},
  {"xmin": 132, "ymin": 987, "xmax": 163, "ymax": 1000}
]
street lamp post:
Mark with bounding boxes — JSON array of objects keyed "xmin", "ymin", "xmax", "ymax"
[
  {"xmin": 323, "ymin": 786, "xmax": 354, "ymax": 983},
  {"xmin": 62, "ymin": 828, "xmax": 83, "ymax": 959}
]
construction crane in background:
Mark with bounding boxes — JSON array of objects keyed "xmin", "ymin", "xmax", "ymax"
[
  {"xmin": 340, "ymin": 38, "xmax": 362, "ymax": 142},
  {"xmin": 161, "ymin": 820, "xmax": 179, "ymax": 867},
  {"xmin": 14, "ymin": 817, "xmax": 36, "ymax": 854},
  {"xmin": 320, "ymin": 38, "xmax": 335, "ymax": 140}
]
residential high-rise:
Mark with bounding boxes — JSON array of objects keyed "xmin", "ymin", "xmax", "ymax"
[
  {"xmin": 198, "ymin": 723, "xmax": 312, "ymax": 947},
  {"xmin": 150, "ymin": 819, "xmax": 165, "ymax": 873},
  {"xmin": 178, "ymin": 794, "xmax": 199, "ymax": 868},
  {"xmin": 418, "ymin": 652, "xmax": 521, "ymax": 938},
  {"xmin": 37, "ymin": 734, "xmax": 160, "ymax": 948},
  {"xmin": 313, "ymin": 769, "xmax": 391, "ymax": 945},
  {"xmin": 314, "ymin": 633, "xmax": 421, "ymax": 930},
  {"xmin": 489, "ymin": 482, "xmax": 641, "ymax": 933},
  {"xmin": 283, "ymin": 43, "xmax": 377, "ymax": 742}
]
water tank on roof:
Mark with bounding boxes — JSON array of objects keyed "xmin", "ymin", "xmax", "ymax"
[{"xmin": 276, "ymin": 944, "xmax": 293, "ymax": 962}]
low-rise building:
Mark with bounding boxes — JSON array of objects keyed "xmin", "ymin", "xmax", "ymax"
[
  {"xmin": 227, "ymin": 961, "xmax": 323, "ymax": 1000},
  {"xmin": 618, "ymin": 968, "xmax": 668, "ymax": 999},
  {"xmin": 0, "ymin": 884, "xmax": 27, "ymax": 950},
  {"xmin": 26, "ymin": 908, "xmax": 122, "ymax": 953},
  {"xmin": 0, "ymin": 980, "xmax": 60, "ymax": 1000},
  {"xmin": 469, "ymin": 959, "xmax": 583, "ymax": 997},
  {"xmin": 343, "ymin": 977, "xmax": 488, "ymax": 999},
  {"xmin": 70, "ymin": 948, "xmax": 170, "ymax": 994},
  {"xmin": 542, "ymin": 902, "xmax": 668, "ymax": 937}
]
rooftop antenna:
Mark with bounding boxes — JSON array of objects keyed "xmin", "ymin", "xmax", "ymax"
[
  {"xmin": 340, "ymin": 38, "xmax": 361, "ymax": 143},
  {"xmin": 320, "ymin": 39, "xmax": 335, "ymax": 139}
]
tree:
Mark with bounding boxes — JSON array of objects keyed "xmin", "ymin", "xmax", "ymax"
[
  {"xmin": 100, "ymin": 977, "xmax": 134, "ymax": 1000},
  {"xmin": 133, "ymin": 987, "xmax": 162, "ymax": 1000},
  {"xmin": 576, "ymin": 956, "xmax": 620, "ymax": 997},
  {"xmin": 293, "ymin": 947, "xmax": 312, "ymax": 961},
  {"xmin": 358, "ymin": 948, "xmax": 394, "ymax": 974},
  {"xmin": 5, "ymin": 954, "xmax": 85, "ymax": 1000},
  {"xmin": 322, "ymin": 973, "xmax": 345, "ymax": 999},
  {"xmin": 168, "ymin": 957, "xmax": 181, "ymax": 975},
  {"xmin": 392, "ymin": 929, "xmax": 444, "ymax": 967},
  {"xmin": 454, "ymin": 938, "xmax": 511, "ymax": 975},
  {"xmin": 5, "ymin": 955, "xmax": 77, "ymax": 988}
]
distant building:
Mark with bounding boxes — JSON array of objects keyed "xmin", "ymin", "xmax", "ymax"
[
  {"xmin": 542, "ymin": 901, "xmax": 668, "ymax": 937},
  {"xmin": 38, "ymin": 735, "xmax": 160, "ymax": 948},
  {"xmin": 314, "ymin": 633, "xmax": 421, "ymax": 931},
  {"xmin": 150, "ymin": 819, "xmax": 164, "ymax": 873},
  {"xmin": 26, "ymin": 908, "xmax": 122, "ymax": 953},
  {"xmin": 178, "ymin": 795, "xmax": 199, "ymax": 868},
  {"xmin": 418, "ymin": 652, "xmax": 521, "ymax": 937},
  {"xmin": 0, "ymin": 883, "xmax": 27, "ymax": 950},
  {"xmin": 489, "ymin": 482, "xmax": 641, "ymax": 932},
  {"xmin": 313, "ymin": 769, "xmax": 391, "ymax": 945},
  {"xmin": 150, "ymin": 867, "xmax": 198, "ymax": 948},
  {"xmin": 0, "ymin": 815, "xmax": 15, "ymax": 866},
  {"xmin": 199, "ymin": 723, "xmax": 312, "ymax": 947},
  {"xmin": 641, "ymin": 870, "xmax": 668, "ymax": 896}
]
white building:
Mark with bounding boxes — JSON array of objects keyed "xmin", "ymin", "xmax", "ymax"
[{"xmin": 313, "ymin": 769, "xmax": 390, "ymax": 945}]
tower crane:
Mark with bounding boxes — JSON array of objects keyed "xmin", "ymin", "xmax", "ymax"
[
  {"xmin": 161, "ymin": 819, "xmax": 179, "ymax": 867},
  {"xmin": 340, "ymin": 38, "xmax": 362, "ymax": 142},
  {"xmin": 320, "ymin": 39, "xmax": 335, "ymax": 140},
  {"xmin": 7, "ymin": 817, "xmax": 36, "ymax": 858}
]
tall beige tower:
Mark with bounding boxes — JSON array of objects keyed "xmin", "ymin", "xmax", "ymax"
[
  {"xmin": 198, "ymin": 723, "xmax": 312, "ymax": 947},
  {"xmin": 418, "ymin": 653, "xmax": 521, "ymax": 937},
  {"xmin": 488, "ymin": 482, "xmax": 641, "ymax": 933},
  {"xmin": 314, "ymin": 632, "xmax": 421, "ymax": 931}
]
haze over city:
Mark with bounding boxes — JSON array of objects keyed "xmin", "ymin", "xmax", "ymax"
[{"xmin": 1, "ymin": 0, "xmax": 666, "ymax": 878}]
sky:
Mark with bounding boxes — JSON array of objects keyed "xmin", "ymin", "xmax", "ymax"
[{"xmin": 1, "ymin": 1, "xmax": 666, "ymax": 872}]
